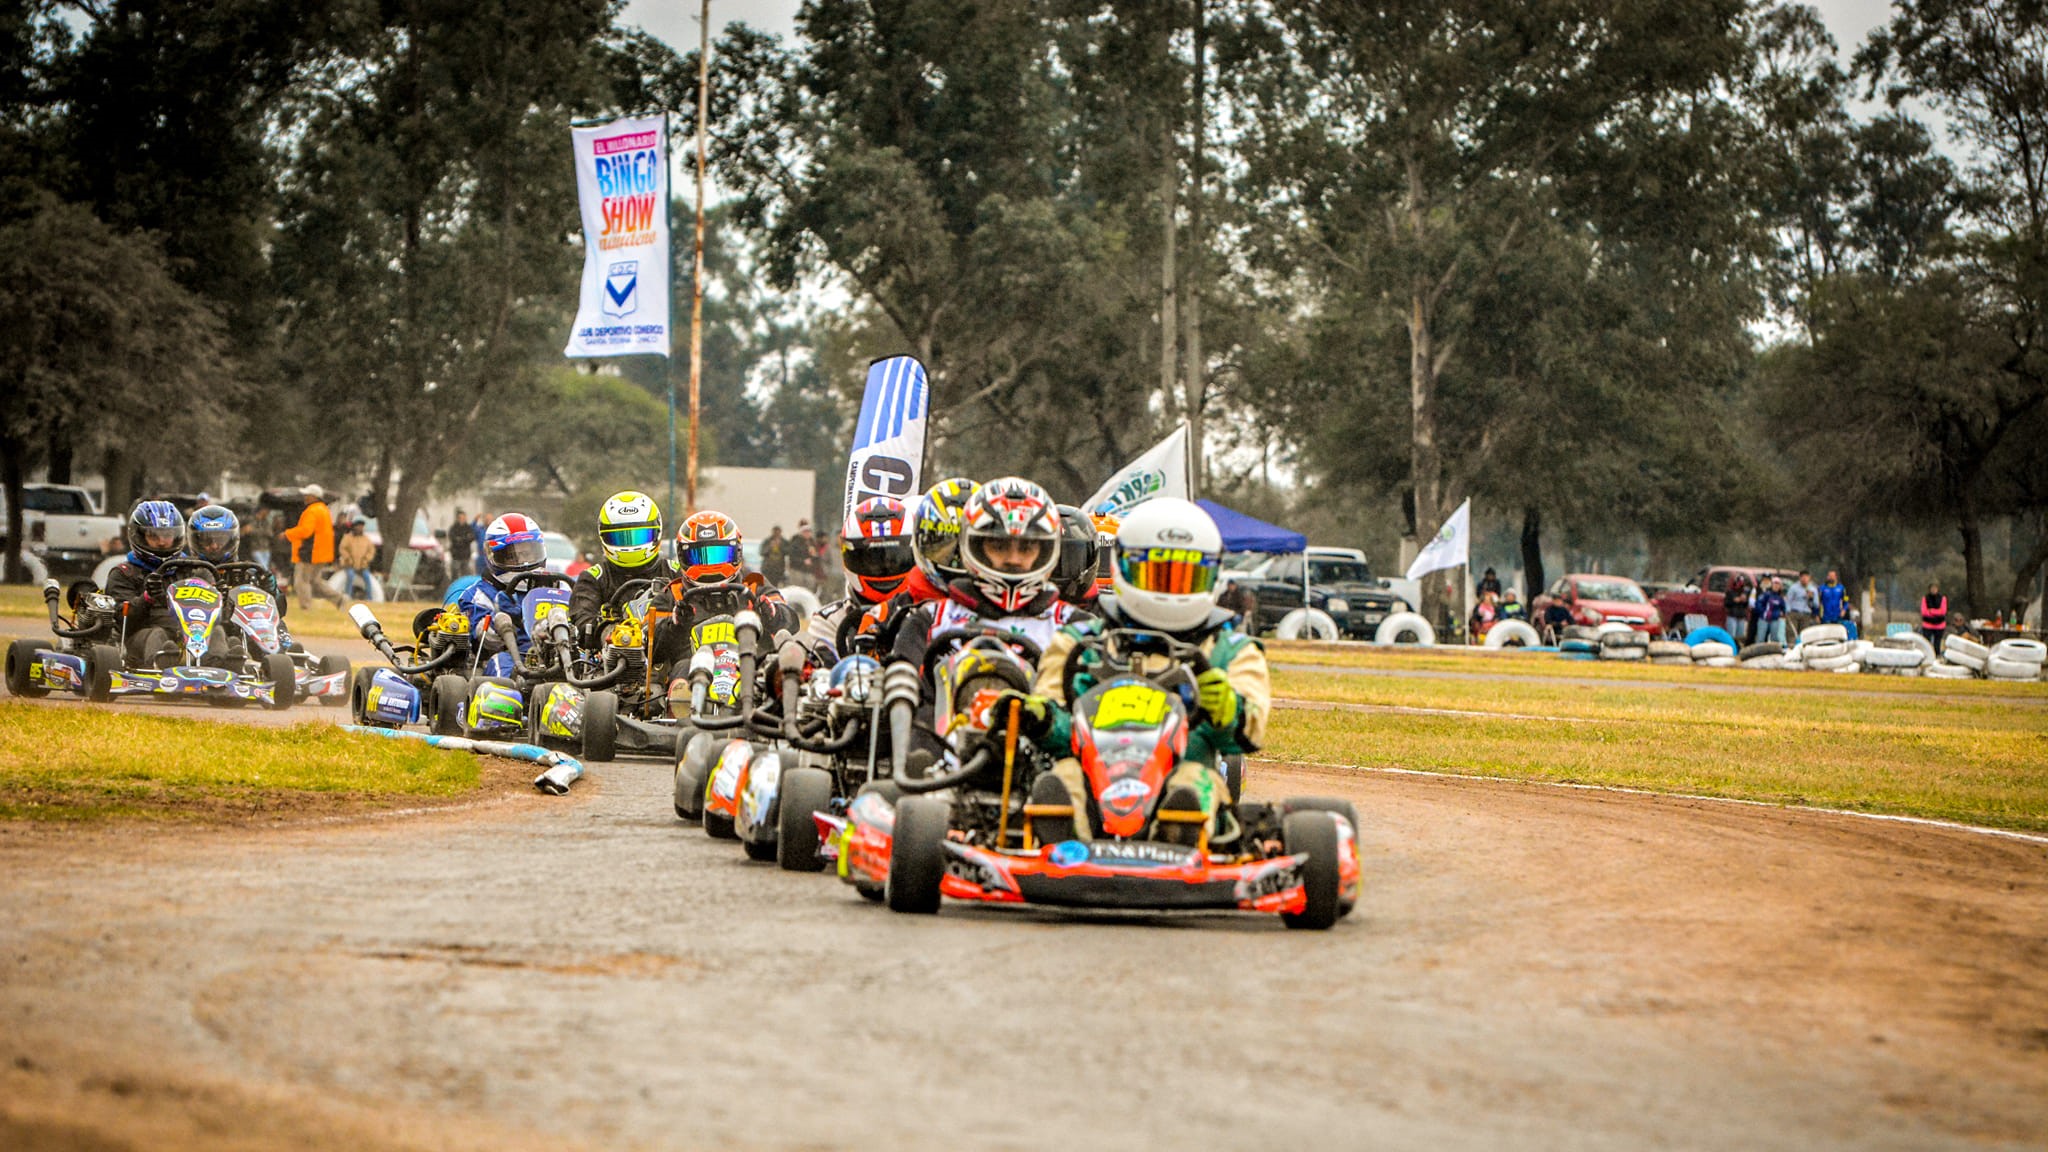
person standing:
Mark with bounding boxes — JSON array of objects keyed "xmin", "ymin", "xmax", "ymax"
[
  {"xmin": 1785, "ymin": 570, "xmax": 1819, "ymax": 636},
  {"xmin": 283, "ymin": 484, "xmax": 341, "ymax": 609},
  {"xmin": 1921, "ymin": 581, "xmax": 1950, "ymax": 647},
  {"xmin": 1753, "ymin": 577, "xmax": 1788, "ymax": 645},
  {"xmin": 760, "ymin": 525, "xmax": 788, "ymax": 583},
  {"xmin": 1819, "ymin": 570, "xmax": 1849, "ymax": 625},
  {"xmin": 789, "ymin": 520, "xmax": 817, "ymax": 588},
  {"xmin": 337, "ymin": 520, "xmax": 377, "ymax": 601},
  {"xmin": 448, "ymin": 507, "xmax": 475, "ymax": 573},
  {"xmin": 1725, "ymin": 573, "xmax": 1752, "ymax": 643},
  {"xmin": 1477, "ymin": 567, "xmax": 1503, "ymax": 599}
]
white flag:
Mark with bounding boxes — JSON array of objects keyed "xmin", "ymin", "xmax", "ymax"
[
  {"xmin": 565, "ymin": 114, "xmax": 671, "ymax": 358},
  {"xmin": 843, "ymin": 355, "xmax": 930, "ymax": 526},
  {"xmin": 1085, "ymin": 425, "xmax": 1190, "ymax": 518},
  {"xmin": 1406, "ymin": 499, "xmax": 1471, "ymax": 580}
]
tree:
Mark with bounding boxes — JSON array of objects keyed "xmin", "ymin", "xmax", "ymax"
[{"xmin": 0, "ymin": 196, "xmax": 233, "ymax": 581}]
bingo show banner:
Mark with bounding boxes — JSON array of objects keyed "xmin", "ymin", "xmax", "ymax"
[{"xmin": 565, "ymin": 114, "xmax": 671, "ymax": 358}]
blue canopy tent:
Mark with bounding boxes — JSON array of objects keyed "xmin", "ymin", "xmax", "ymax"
[{"xmin": 1196, "ymin": 499, "xmax": 1305, "ymax": 553}]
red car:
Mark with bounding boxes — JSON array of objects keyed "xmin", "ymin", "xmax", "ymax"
[{"xmin": 1533, "ymin": 574, "xmax": 1663, "ymax": 635}]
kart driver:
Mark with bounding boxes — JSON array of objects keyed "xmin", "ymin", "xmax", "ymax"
[
  {"xmin": 187, "ymin": 504, "xmax": 284, "ymax": 601},
  {"xmin": 997, "ymin": 497, "xmax": 1271, "ymax": 849},
  {"xmin": 455, "ymin": 513, "xmax": 563, "ymax": 669},
  {"xmin": 103, "ymin": 500, "xmax": 192, "ymax": 666},
  {"xmin": 854, "ymin": 476, "xmax": 976, "ymax": 657},
  {"xmin": 808, "ymin": 496, "xmax": 915, "ymax": 660},
  {"xmin": 653, "ymin": 511, "xmax": 800, "ymax": 708},
  {"xmin": 569, "ymin": 491, "xmax": 675, "ymax": 651},
  {"xmin": 1051, "ymin": 503, "xmax": 1103, "ymax": 610}
]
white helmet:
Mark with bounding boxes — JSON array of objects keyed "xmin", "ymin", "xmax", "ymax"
[
  {"xmin": 1111, "ymin": 497, "xmax": 1224, "ymax": 632},
  {"xmin": 960, "ymin": 478, "xmax": 1062, "ymax": 612}
]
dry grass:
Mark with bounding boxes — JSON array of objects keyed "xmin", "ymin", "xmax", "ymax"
[{"xmin": 0, "ymin": 700, "xmax": 479, "ymax": 820}]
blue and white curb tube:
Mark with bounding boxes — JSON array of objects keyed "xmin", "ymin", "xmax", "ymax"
[{"xmin": 342, "ymin": 725, "xmax": 586, "ymax": 794}]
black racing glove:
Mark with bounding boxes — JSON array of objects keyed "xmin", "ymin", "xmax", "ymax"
[{"xmin": 989, "ymin": 690, "xmax": 1054, "ymax": 742}]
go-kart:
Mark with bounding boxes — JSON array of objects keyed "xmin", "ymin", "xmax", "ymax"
[
  {"xmin": 824, "ymin": 629, "xmax": 1361, "ymax": 929},
  {"xmin": 347, "ymin": 601, "xmax": 475, "ymax": 729},
  {"xmin": 56, "ymin": 559, "xmax": 300, "ymax": 708},
  {"xmin": 5, "ymin": 579, "xmax": 124, "ymax": 700},
  {"xmin": 522, "ymin": 578, "xmax": 685, "ymax": 763},
  {"xmin": 211, "ymin": 561, "xmax": 349, "ymax": 705}
]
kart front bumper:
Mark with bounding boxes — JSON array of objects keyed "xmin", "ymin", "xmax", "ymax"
[{"xmin": 106, "ymin": 665, "xmax": 282, "ymax": 705}]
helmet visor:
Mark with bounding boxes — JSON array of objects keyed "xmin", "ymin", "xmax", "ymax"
[
  {"xmin": 684, "ymin": 542, "xmax": 740, "ymax": 570},
  {"xmin": 491, "ymin": 536, "xmax": 546, "ymax": 571},
  {"xmin": 140, "ymin": 527, "xmax": 182, "ymax": 553},
  {"xmin": 967, "ymin": 534, "xmax": 1052, "ymax": 576},
  {"xmin": 192, "ymin": 527, "xmax": 237, "ymax": 562},
  {"xmin": 843, "ymin": 537, "xmax": 914, "ymax": 579},
  {"xmin": 600, "ymin": 524, "xmax": 660, "ymax": 551},
  {"xmin": 1117, "ymin": 546, "xmax": 1220, "ymax": 596}
]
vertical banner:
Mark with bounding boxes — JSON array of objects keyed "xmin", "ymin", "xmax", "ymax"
[
  {"xmin": 1085, "ymin": 424, "xmax": 1191, "ymax": 518},
  {"xmin": 565, "ymin": 114, "xmax": 671, "ymax": 358},
  {"xmin": 843, "ymin": 355, "xmax": 930, "ymax": 525}
]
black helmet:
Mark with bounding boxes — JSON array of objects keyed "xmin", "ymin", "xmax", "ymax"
[
  {"xmin": 1052, "ymin": 504, "xmax": 1101, "ymax": 604},
  {"xmin": 127, "ymin": 500, "xmax": 185, "ymax": 562}
]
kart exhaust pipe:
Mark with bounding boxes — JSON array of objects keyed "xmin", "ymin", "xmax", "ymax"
[
  {"xmin": 777, "ymin": 639, "xmax": 809, "ymax": 740},
  {"xmin": 881, "ymin": 662, "xmax": 920, "ymax": 779}
]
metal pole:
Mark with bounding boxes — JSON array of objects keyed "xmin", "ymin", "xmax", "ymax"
[
  {"xmin": 686, "ymin": 0, "xmax": 710, "ymax": 513},
  {"xmin": 665, "ymin": 112, "xmax": 678, "ymax": 526}
]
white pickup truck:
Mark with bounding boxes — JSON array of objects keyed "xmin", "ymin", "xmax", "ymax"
[{"xmin": 1, "ymin": 483, "xmax": 125, "ymax": 581}]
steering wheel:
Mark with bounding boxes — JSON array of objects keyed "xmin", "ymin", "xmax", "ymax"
[{"xmin": 918, "ymin": 626, "xmax": 1045, "ymax": 685}]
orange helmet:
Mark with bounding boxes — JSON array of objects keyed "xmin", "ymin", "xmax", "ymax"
[{"xmin": 678, "ymin": 511, "xmax": 742, "ymax": 585}]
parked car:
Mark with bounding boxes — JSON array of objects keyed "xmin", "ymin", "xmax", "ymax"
[
  {"xmin": 1229, "ymin": 550, "xmax": 1411, "ymax": 639},
  {"xmin": 0, "ymin": 483, "xmax": 124, "ymax": 580},
  {"xmin": 541, "ymin": 531, "xmax": 579, "ymax": 576},
  {"xmin": 1531, "ymin": 574, "xmax": 1662, "ymax": 635},
  {"xmin": 1652, "ymin": 565, "xmax": 1800, "ymax": 636}
]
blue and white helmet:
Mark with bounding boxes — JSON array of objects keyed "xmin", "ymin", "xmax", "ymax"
[
  {"xmin": 187, "ymin": 504, "xmax": 239, "ymax": 564},
  {"xmin": 127, "ymin": 500, "xmax": 185, "ymax": 564}
]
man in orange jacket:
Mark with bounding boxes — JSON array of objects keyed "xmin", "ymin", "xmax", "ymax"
[{"xmin": 283, "ymin": 484, "xmax": 341, "ymax": 609}]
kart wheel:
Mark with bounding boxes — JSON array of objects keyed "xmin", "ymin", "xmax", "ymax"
[
  {"xmin": 856, "ymin": 881, "xmax": 885, "ymax": 903},
  {"xmin": 5, "ymin": 638, "xmax": 47, "ymax": 698},
  {"xmin": 524, "ymin": 691, "xmax": 560, "ymax": 749},
  {"xmin": 1281, "ymin": 810, "xmax": 1344, "ymax": 931},
  {"xmin": 430, "ymin": 674, "xmax": 468, "ymax": 736},
  {"xmin": 702, "ymin": 806, "xmax": 738, "ymax": 840},
  {"xmin": 1283, "ymin": 797, "xmax": 1361, "ymax": 916},
  {"xmin": 349, "ymin": 666, "xmax": 376, "ymax": 725},
  {"xmin": 317, "ymin": 654, "xmax": 350, "ymax": 706},
  {"xmin": 776, "ymin": 766, "xmax": 835, "ymax": 873},
  {"xmin": 742, "ymin": 835, "xmax": 777, "ymax": 862},
  {"xmin": 674, "ymin": 733, "xmax": 713, "ymax": 821},
  {"xmin": 580, "ymin": 690, "xmax": 618, "ymax": 763},
  {"xmin": 263, "ymin": 652, "xmax": 297, "ymax": 710},
  {"xmin": 87, "ymin": 646, "xmax": 120, "ymax": 703},
  {"xmin": 886, "ymin": 795, "xmax": 950, "ymax": 915}
]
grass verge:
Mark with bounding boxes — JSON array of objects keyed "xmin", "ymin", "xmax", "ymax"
[
  {"xmin": 0, "ymin": 700, "xmax": 481, "ymax": 821},
  {"xmin": 1265, "ymin": 665, "xmax": 2048, "ymax": 833}
]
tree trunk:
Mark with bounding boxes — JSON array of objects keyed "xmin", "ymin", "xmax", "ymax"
[
  {"xmin": 46, "ymin": 433, "xmax": 72, "ymax": 485},
  {"xmin": 2, "ymin": 436, "xmax": 27, "ymax": 584},
  {"xmin": 103, "ymin": 447, "xmax": 135, "ymax": 514},
  {"xmin": 1959, "ymin": 491, "xmax": 1987, "ymax": 619},
  {"xmin": 2008, "ymin": 512, "xmax": 2048, "ymax": 619},
  {"xmin": 1520, "ymin": 505, "xmax": 1544, "ymax": 601},
  {"xmin": 381, "ymin": 448, "xmax": 435, "ymax": 588},
  {"xmin": 1158, "ymin": 119, "xmax": 1178, "ymax": 426},
  {"xmin": 1181, "ymin": 0, "xmax": 1206, "ymax": 493}
]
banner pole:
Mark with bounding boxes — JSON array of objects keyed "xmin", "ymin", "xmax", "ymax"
[
  {"xmin": 685, "ymin": 0, "xmax": 711, "ymax": 513},
  {"xmin": 665, "ymin": 110, "xmax": 678, "ymax": 525}
]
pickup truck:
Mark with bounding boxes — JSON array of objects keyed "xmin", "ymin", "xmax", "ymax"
[
  {"xmin": 0, "ymin": 483, "xmax": 124, "ymax": 579},
  {"xmin": 1227, "ymin": 550, "xmax": 1411, "ymax": 640},
  {"xmin": 1652, "ymin": 564, "xmax": 1800, "ymax": 636}
]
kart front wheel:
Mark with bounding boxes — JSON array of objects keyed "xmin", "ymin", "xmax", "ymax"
[
  {"xmin": 263, "ymin": 652, "xmax": 297, "ymax": 710},
  {"xmin": 580, "ymin": 690, "xmax": 618, "ymax": 763},
  {"xmin": 776, "ymin": 766, "xmax": 834, "ymax": 873},
  {"xmin": 317, "ymin": 654, "xmax": 350, "ymax": 706},
  {"xmin": 430, "ymin": 674, "xmax": 468, "ymax": 736},
  {"xmin": 886, "ymin": 795, "xmax": 950, "ymax": 915},
  {"xmin": 1281, "ymin": 810, "xmax": 1343, "ymax": 931},
  {"xmin": 5, "ymin": 639, "xmax": 47, "ymax": 698},
  {"xmin": 87, "ymin": 646, "xmax": 121, "ymax": 703},
  {"xmin": 673, "ymin": 733, "xmax": 713, "ymax": 821}
]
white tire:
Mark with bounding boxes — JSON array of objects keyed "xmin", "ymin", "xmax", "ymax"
[
  {"xmin": 1807, "ymin": 652, "xmax": 1857, "ymax": 672},
  {"xmin": 1599, "ymin": 646, "xmax": 1646, "ymax": 661},
  {"xmin": 1924, "ymin": 661, "xmax": 1975, "ymax": 680},
  {"xmin": 5, "ymin": 551, "xmax": 49, "ymax": 584},
  {"xmin": 1860, "ymin": 645, "xmax": 1926, "ymax": 669},
  {"xmin": 1601, "ymin": 631, "xmax": 1649, "ymax": 649},
  {"xmin": 781, "ymin": 585, "xmax": 822, "ymax": 628},
  {"xmin": 1650, "ymin": 656, "xmax": 1693, "ymax": 666},
  {"xmin": 1279, "ymin": 608, "xmax": 1341, "ymax": 642},
  {"xmin": 1741, "ymin": 655, "xmax": 1785, "ymax": 671},
  {"xmin": 1595, "ymin": 621, "xmax": 1635, "ymax": 638},
  {"xmin": 1702, "ymin": 655, "xmax": 1739, "ymax": 668},
  {"xmin": 1799, "ymin": 623, "xmax": 1848, "ymax": 645},
  {"xmin": 1483, "ymin": 620, "xmax": 1540, "ymax": 649},
  {"xmin": 1374, "ymin": 612, "xmax": 1435, "ymax": 647},
  {"xmin": 1883, "ymin": 632, "xmax": 1937, "ymax": 662},
  {"xmin": 91, "ymin": 553, "xmax": 124, "ymax": 589},
  {"xmin": 1803, "ymin": 639, "xmax": 1849, "ymax": 663},
  {"xmin": 1647, "ymin": 640, "xmax": 1690, "ymax": 659},
  {"xmin": 1986, "ymin": 654, "xmax": 2042, "ymax": 681},
  {"xmin": 1943, "ymin": 635, "xmax": 1988, "ymax": 666},
  {"xmin": 1991, "ymin": 638, "xmax": 2046, "ymax": 666},
  {"xmin": 1689, "ymin": 641, "xmax": 1736, "ymax": 661}
]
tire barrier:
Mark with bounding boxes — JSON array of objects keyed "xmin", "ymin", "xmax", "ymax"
[
  {"xmin": 1799, "ymin": 623, "xmax": 1848, "ymax": 645},
  {"xmin": 1647, "ymin": 640, "xmax": 1690, "ymax": 659},
  {"xmin": 1986, "ymin": 654, "xmax": 2043, "ymax": 681},
  {"xmin": 1683, "ymin": 625, "xmax": 1736, "ymax": 649},
  {"xmin": 343, "ymin": 724, "xmax": 585, "ymax": 794},
  {"xmin": 1992, "ymin": 638, "xmax": 2046, "ymax": 666},
  {"xmin": 1925, "ymin": 661, "xmax": 1976, "ymax": 679},
  {"xmin": 1860, "ymin": 644, "xmax": 1927, "ymax": 669},
  {"xmin": 1689, "ymin": 641, "xmax": 1736, "ymax": 661},
  {"xmin": 1278, "ymin": 608, "xmax": 1341, "ymax": 642},
  {"xmin": 1482, "ymin": 620, "xmax": 1540, "ymax": 649},
  {"xmin": 1374, "ymin": 612, "xmax": 1436, "ymax": 647},
  {"xmin": 1741, "ymin": 655, "xmax": 1785, "ymax": 670},
  {"xmin": 1702, "ymin": 655, "xmax": 1739, "ymax": 668},
  {"xmin": 1942, "ymin": 635, "xmax": 1988, "ymax": 671},
  {"xmin": 1736, "ymin": 642, "xmax": 1783, "ymax": 660}
]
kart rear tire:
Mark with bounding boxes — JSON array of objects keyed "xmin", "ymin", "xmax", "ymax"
[
  {"xmin": 430, "ymin": 674, "xmax": 468, "ymax": 736},
  {"xmin": 317, "ymin": 654, "xmax": 350, "ymax": 706},
  {"xmin": 580, "ymin": 690, "xmax": 619, "ymax": 763},
  {"xmin": 1281, "ymin": 810, "xmax": 1344, "ymax": 931},
  {"xmin": 88, "ymin": 646, "xmax": 120, "ymax": 702},
  {"xmin": 674, "ymin": 733, "xmax": 714, "ymax": 821},
  {"xmin": 349, "ymin": 666, "xmax": 376, "ymax": 726},
  {"xmin": 6, "ymin": 638, "xmax": 47, "ymax": 698},
  {"xmin": 886, "ymin": 795, "xmax": 950, "ymax": 914},
  {"xmin": 702, "ymin": 805, "xmax": 738, "ymax": 840},
  {"xmin": 263, "ymin": 652, "xmax": 297, "ymax": 710},
  {"xmin": 777, "ymin": 766, "xmax": 835, "ymax": 872},
  {"xmin": 1282, "ymin": 797, "xmax": 1361, "ymax": 917},
  {"xmin": 742, "ymin": 834, "xmax": 777, "ymax": 861}
]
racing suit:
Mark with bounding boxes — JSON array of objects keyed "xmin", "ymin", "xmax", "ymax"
[
  {"xmin": 1025, "ymin": 594, "xmax": 1271, "ymax": 841},
  {"xmin": 569, "ymin": 558, "xmax": 677, "ymax": 650},
  {"xmin": 103, "ymin": 552, "xmax": 213, "ymax": 666},
  {"xmin": 651, "ymin": 572, "xmax": 800, "ymax": 688},
  {"xmin": 455, "ymin": 573, "xmax": 573, "ymax": 676},
  {"xmin": 885, "ymin": 585, "xmax": 1082, "ymax": 775}
]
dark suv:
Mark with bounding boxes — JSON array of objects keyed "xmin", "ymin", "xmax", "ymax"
[{"xmin": 1230, "ymin": 554, "xmax": 1408, "ymax": 639}]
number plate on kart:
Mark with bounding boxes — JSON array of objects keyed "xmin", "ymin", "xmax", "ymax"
[
  {"xmin": 174, "ymin": 585, "xmax": 218, "ymax": 603},
  {"xmin": 693, "ymin": 620, "xmax": 736, "ymax": 647},
  {"xmin": 1093, "ymin": 683, "xmax": 1168, "ymax": 729}
]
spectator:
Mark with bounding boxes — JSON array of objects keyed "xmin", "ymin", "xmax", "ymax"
[
  {"xmin": 1501, "ymin": 589, "xmax": 1527, "ymax": 621},
  {"xmin": 244, "ymin": 509, "xmax": 271, "ymax": 571},
  {"xmin": 338, "ymin": 521, "xmax": 376, "ymax": 601},
  {"xmin": 1541, "ymin": 598, "xmax": 1574, "ymax": 645},
  {"xmin": 1819, "ymin": 570, "xmax": 1849, "ymax": 625},
  {"xmin": 1785, "ymin": 570, "xmax": 1819, "ymax": 636},
  {"xmin": 448, "ymin": 507, "xmax": 475, "ymax": 572},
  {"xmin": 1468, "ymin": 590, "xmax": 1501, "ymax": 641},
  {"xmin": 470, "ymin": 512, "xmax": 489, "ymax": 577},
  {"xmin": 1753, "ymin": 577, "xmax": 1788, "ymax": 645},
  {"xmin": 1920, "ymin": 581, "xmax": 1949, "ymax": 647},
  {"xmin": 1477, "ymin": 567, "xmax": 1503, "ymax": 599},
  {"xmin": 1725, "ymin": 573, "xmax": 1752, "ymax": 643},
  {"xmin": 789, "ymin": 520, "xmax": 817, "ymax": 588},
  {"xmin": 283, "ymin": 484, "xmax": 342, "ymax": 609},
  {"xmin": 760, "ymin": 525, "xmax": 788, "ymax": 583}
]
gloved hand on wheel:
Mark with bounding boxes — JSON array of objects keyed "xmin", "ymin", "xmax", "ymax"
[
  {"xmin": 989, "ymin": 690, "xmax": 1053, "ymax": 741},
  {"xmin": 1195, "ymin": 667, "xmax": 1239, "ymax": 730},
  {"xmin": 143, "ymin": 574, "xmax": 166, "ymax": 605}
]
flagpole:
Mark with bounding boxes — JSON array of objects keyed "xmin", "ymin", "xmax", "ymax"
[
  {"xmin": 686, "ymin": 0, "xmax": 711, "ymax": 513},
  {"xmin": 664, "ymin": 111, "xmax": 678, "ymax": 524}
]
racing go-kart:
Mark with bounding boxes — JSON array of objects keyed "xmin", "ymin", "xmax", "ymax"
[
  {"xmin": 62, "ymin": 559, "xmax": 299, "ymax": 709},
  {"xmin": 5, "ymin": 580, "xmax": 123, "ymax": 700}
]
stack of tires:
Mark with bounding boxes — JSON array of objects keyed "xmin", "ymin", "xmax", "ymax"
[
  {"xmin": 1738, "ymin": 641, "xmax": 1785, "ymax": 670},
  {"xmin": 1596, "ymin": 624, "xmax": 1648, "ymax": 662},
  {"xmin": 1858, "ymin": 634, "xmax": 1930, "ymax": 676},
  {"xmin": 1558, "ymin": 625, "xmax": 1601, "ymax": 657},
  {"xmin": 1987, "ymin": 638, "xmax": 2045, "ymax": 682},
  {"xmin": 1796, "ymin": 624, "xmax": 1857, "ymax": 673},
  {"xmin": 1646, "ymin": 639, "xmax": 1691, "ymax": 666}
]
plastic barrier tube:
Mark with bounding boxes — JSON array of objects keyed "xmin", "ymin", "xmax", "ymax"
[{"xmin": 342, "ymin": 724, "xmax": 585, "ymax": 794}]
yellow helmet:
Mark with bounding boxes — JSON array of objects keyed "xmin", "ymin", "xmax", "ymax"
[{"xmin": 598, "ymin": 491, "xmax": 662, "ymax": 569}]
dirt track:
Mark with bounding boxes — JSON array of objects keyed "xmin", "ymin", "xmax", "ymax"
[{"xmin": 3, "ymin": 725, "xmax": 2045, "ymax": 1150}]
